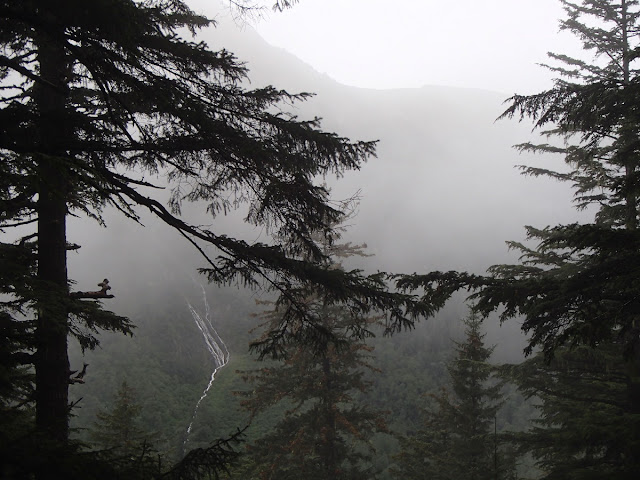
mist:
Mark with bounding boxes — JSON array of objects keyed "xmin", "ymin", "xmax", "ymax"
[
  {"xmin": 59, "ymin": 1, "xmax": 585, "ymax": 472},
  {"xmin": 67, "ymin": 3, "xmax": 580, "ymax": 365}
]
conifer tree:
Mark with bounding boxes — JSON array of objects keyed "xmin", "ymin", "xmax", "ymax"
[
  {"xmin": 395, "ymin": 0, "xmax": 640, "ymax": 416},
  {"xmin": 0, "ymin": 1, "xmax": 424, "ymax": 474},
  {"xmin": 236, "ymin": 218, "xmax": 389, "ymax": 480},
  {"xmin": 504, "ymin": 342, "xmax": 639, "ymax": 479},
  {"xmin": 88, "ymin": 381, "xmax": 161, "ymax": 479},
  {"xmin": 89, "ymin": 381, "xmax": 150, "ymax": 457},
  {"xmin": 392, "ymin": 313, "xmax": 516, "ymax": 480}
]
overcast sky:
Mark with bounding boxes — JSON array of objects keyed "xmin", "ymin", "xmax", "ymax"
[
  {"xmin": 185, "ymin": 0, "xmax": 582, "ymax": 95},
  {"xmin": 249, "ymin": 0, "xmax": 587, "ymax": 94}
]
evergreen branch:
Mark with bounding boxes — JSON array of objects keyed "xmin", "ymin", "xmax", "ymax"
[
  {"xmin": 0, "ymin": 54, "xmax": 65, "ymax": 93},
  {"xmin": 160, "ymin": 427, "xmax": 246, "ymax": 480}
]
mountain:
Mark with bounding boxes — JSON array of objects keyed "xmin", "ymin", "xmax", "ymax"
[
  {"xmin": 197, "ymin": 3, "xmax": 576, "ymax": 271},
  {"xmin": 67, "ymin": 3, "xmax": 566, "ymax": 469},
  {"xmin": 70, "ymin": 1, "xmax": 577, "ymax": 301}
]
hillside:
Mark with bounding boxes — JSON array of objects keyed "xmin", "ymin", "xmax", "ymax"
[{"xmin": 66, "ymin": 4, "xmax": 564, "ymax": 473}]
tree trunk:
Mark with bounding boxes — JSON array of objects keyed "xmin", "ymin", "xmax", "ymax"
[
  {"xmin": 621, "ymin": 0, "xmax": 637, "ymax": 231},
  {"xmin": 321, "ymin": 354, "xmax": 338, "ymax": 477},
  {"xmin": 620, "ymin": 0, "xmax": 640, "ymax": 424},
  {"xmin": 34, "ymin": 23, "xmax": 71, "ymax": 445}
]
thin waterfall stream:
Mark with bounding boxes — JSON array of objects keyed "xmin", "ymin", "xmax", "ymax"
[{"xmin": 182, "ymin": 282, "xmax": 230, "ymax": 455}]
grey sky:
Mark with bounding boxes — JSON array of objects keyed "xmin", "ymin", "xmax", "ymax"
[{"xmin": 243, "ymin": 0, "xmax": 583, "ymax": 94}]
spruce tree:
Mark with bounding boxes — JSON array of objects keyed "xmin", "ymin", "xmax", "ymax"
[
  {"xmin": 89, "ymin": 381, "xmax": 150, "ymax": 457},
  {"xmin": 236, "ymin": 219, "xmax": 389, "ymax": 480},
  {"xmin": 392, "ymin": 313, "xmax": 515, "ymax": 480},
  {"xmin": 504, "ymin": 342, "xmax": 639, "ymax": 479},
  {"xmin": 88, "ymin": 381, "xmax": 161, "ymax": 479},
  {"xmin": 395, "ymin": 0, "xmax": 640, "ymax": 415},
  {"xmin": 0, "ymin": 1, "xmax": 424, "ymax": 474}
]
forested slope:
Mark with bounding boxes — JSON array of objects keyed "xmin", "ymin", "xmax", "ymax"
[{"xmin": 64, "ymin": 3, "xmax": 557, "ymax": 474}]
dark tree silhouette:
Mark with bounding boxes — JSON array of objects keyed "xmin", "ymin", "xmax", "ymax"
[
  {"xmin": 393, "ymin": 312, "xmax": 516, "ymax": 480},
  {"xmin": 395, "ymin": 0, "xmax": 640, "ymax": 416},
  {"xmin": 236, "ymin": 219, "xmax": 389, "ymax": 479},
  {"xmin": 0, "ymin": 0, "xmax": 425, "ymax": 477}
]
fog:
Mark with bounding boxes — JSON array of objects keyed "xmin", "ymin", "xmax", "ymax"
[
  {"xmin": 191, "ymin": 0, "xmax": 585, "ymax": 94},
  {"xmin": 72, "ymin": 1, "xmax": 581, "ymax": 271},
  {"xmin": 67, "ymin": 2, "xmax": 584, "ymax": 363},
  {"xmin": 56, "ymin": 4, "xmax": 604, "ymax": 465}
]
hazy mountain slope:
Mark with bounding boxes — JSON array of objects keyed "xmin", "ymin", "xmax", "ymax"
[
  {"xmin": 69, "ymin": 5, "xmax": 577, "ymax": 289},
  {"xmin": 197, "ymin": 4, "xmax": 576, "ymax": 274},
  {"xmin": 66, "ymin": 5, "xmax": 566, "ymax": 465}
]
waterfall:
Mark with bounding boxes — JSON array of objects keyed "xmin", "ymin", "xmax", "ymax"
[{"xmin": 182, "ymin": 282, "xmax": 230, "ymax": 455}]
